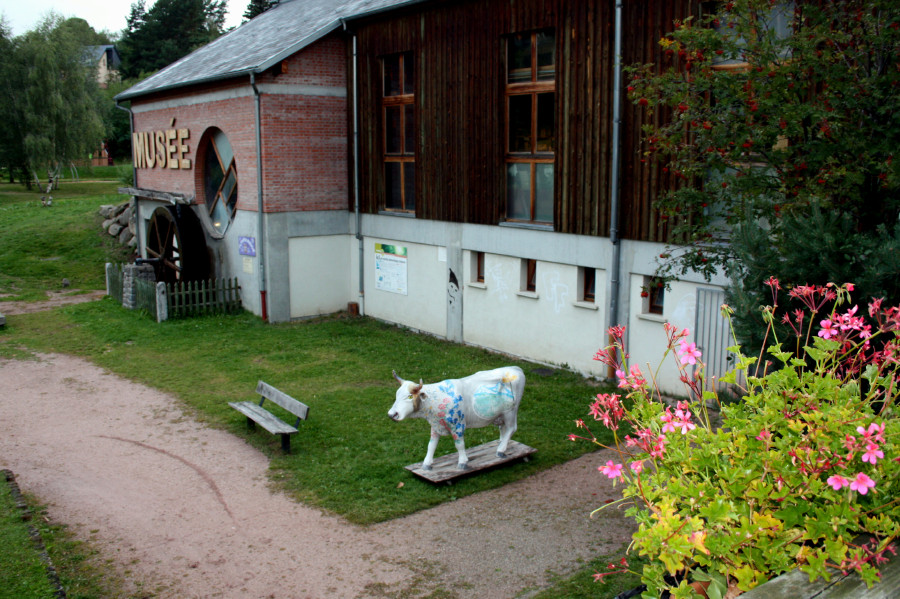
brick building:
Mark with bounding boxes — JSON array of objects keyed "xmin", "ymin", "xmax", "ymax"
[{"xmin": 116, "ymin": 0, "xmax": 731, "ymax": 393}]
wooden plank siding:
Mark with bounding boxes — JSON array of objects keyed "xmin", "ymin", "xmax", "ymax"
[
  {"xmin": 351, "ymin": 0, "xmax": 700, "ymax": 242},
  {"xmin": 620, "ymin": 0, "xmax": 701, "ymax": 242}
]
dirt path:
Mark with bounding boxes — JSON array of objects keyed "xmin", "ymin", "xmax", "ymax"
[
  {"xmin": 0, "ymin": 352, "xmax": 635, "ymax": 599},
  {"xmin": 0, "ymin": 290, "xmax": 107, "ymax": 316}
]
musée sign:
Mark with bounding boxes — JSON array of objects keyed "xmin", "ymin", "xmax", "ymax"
[{"xmin": 132, "ymin": 121, "xmax": 192, "ymax": 169}]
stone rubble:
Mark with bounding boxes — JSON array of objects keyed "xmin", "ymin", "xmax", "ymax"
[{"xmin": 98, "ymin": 201, "xmax": 137, "ymax": 248}]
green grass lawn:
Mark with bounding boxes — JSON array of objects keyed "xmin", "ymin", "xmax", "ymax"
[{"xmin": 0, "ymin": 180, "xmax": 131, "ymax": 302}]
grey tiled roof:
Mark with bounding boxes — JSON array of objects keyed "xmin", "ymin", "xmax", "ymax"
[{"xmin": 116, "ymin": 0, "xmax": 417, "ymax": 101}]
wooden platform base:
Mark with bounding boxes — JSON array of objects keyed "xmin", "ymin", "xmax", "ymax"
[{"xmin": 405, "ymin": 440, "xmax": 536, "ymax": 484}]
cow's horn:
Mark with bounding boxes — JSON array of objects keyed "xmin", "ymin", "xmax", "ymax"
[{"xmin": 392, "ymin": 370, "xmax": 404, "ymax": 383}]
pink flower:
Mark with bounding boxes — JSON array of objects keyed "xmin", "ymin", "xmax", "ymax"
[
  {"xmin": 756, "ymin": 429, "xmax": 772, "ymax": 441},
  {"xmin": 858, "ymin": 422, "xmax": 886, "ymax": 444},
  {"xmin": 575, "ymin": 419, "xmax": 586, "ymax": 429},
  {"xmin": 827, "ymin": 475, "xmax": 850, "ymax": 490},
  {"xmin": 677, "ymin": 339, "xmax": 702, "ymax": 365},
  {"xmin": 600, "ymin": 461, "xmax": 624, "ymax": 480},
  {"xmin": 567, "ymin": 434, "xmax": 578, "ymax": 441},
  {"xmin": 850, "ymin": 473, "xmax": 876, "ymax": 495},
  {"xmin": 862, "ymin": 443, "xmax": 884, "ymax": 465},
  {"xmin": 660, "ymin": 408, "xmax": 676, "ymax": 434},
  {"xmin": 650, "ymin": 434, "xmax": 667, "ymax": 458},
  {"xmin": 630, "ymin": 460, "xmax": 645, "ymax": 474},
  {"xmin": 818, "ymin": 319, "xmax": 838, "ymax": 339}
]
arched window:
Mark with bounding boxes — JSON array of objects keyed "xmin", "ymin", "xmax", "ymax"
[{"xmin": 203, "ymin": 128, "xmax": 238, "ymax": 235}]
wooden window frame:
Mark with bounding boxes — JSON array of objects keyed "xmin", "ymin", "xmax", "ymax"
[
  {"xmin": 505, "ymin": 30, "xmax": 555, "ymax": 225},
  {"xmin": 381, "ymin": 52, "xmax": 415, "ymax": 213}
]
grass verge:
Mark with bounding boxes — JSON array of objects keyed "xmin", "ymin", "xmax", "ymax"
[{"xmin": 1, "ymin": 472, "xmax": 125, "ymax": 599}]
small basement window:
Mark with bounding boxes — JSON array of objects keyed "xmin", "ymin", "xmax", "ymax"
[
  {"xmin": 521, "ymin": 259, "xmax": 537, "ymax": 293},
  {"xmin": 642, "ymin": 276, "xmax": 665, "ymax": 315},
  {"xmin": 580, "ymin": 267, "xmax": 596, "ymax": 303}
]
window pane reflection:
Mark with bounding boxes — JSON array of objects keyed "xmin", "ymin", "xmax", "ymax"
[
  {"xmin": 385, "ymin": 106, "xmax": 401, "ymax": 154},
  {"xmin": 385, "ymin": 163, "xmax": 402, "ymax": 210},
  {"xmin": 536, "ymin": 92, "xmax": 555, "ymax": 152},
  {"xmin": 508, "ymin": 95, "xmax": 532, "ymax": 153},
  {"xmin": 507, "ymin": 163, "xmax": 531, "ymax": 220},
  {"xmin": 535, "ymin": 163, "xmax": 553, "ymax": 222}
]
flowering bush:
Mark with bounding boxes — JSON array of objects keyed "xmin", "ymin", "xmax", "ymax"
[{"xmin": 573, "ymin": 282, "xmax": 900, "ymax": 598}]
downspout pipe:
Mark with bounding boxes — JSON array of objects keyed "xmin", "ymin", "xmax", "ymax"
[
  {"xmin": 607, "ymin": 0, "xmax": 624, "ymax": 378},
  {"xmin": 344, "ymin": 20, "xmax": 365, "ymax": 315},
  {"xmin": 115, "ymin": 100, "xmax": 141, "ymax": 255},
  {"xmin": 250, "ymin": 73, "xmax": 268, "ymax": 322}
]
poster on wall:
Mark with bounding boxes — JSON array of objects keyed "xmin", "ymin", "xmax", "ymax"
[{"xmin": 375, "ymin": 243, "xmax": 408, "ymax": 295}]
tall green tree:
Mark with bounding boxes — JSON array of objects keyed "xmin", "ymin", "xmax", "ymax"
[
  {"xmin": 628, "ymin": 0, "xmax": 900, "ymax": 352},
  {"xmin": 243, "ymin": 0, "xmax": 277, "ymax": 22},
  {"xmin": 0, "ymin": 19, "xmax": 28, "ymax": 184},
  {"xmin": 0, "ymin": 14, "xmax": 105, "ymax": 187},
  {"xmin": 119, "ymin": 0, "xmax": 228, "ymax": 79},
  {"xmin": 58, "ymin": 17, "xmax": 114, "ymax": 45}
]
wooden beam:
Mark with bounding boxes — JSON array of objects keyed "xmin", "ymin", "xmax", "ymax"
[{"xmin": 117, "ymin": 187, "xmax": 195, "ymax": 205}]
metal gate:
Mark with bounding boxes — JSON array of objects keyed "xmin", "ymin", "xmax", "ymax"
[{"xmin": 693, "ymin": 287, "xmax": 743, "ymax": 399}]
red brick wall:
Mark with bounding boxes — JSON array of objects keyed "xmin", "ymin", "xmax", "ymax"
[{"xmin": 130, "ymin": 32, "xmax": 349, "ymax": 215}]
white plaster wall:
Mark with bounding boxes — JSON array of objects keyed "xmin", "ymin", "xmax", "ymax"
[
  {"xmin": 363, "ymin": 238, "xmax": 447, "ymax": 337},
  {"xmin": 464, "ymin": 253, "xmax": 608, "ymax": 376},
  {"xmin": 625, "ymin": 273, "xmax": 705, "ymax": 397},
  {"xmin": 288, "ymin": 235, "xmax": 351, "ymax": 317}
]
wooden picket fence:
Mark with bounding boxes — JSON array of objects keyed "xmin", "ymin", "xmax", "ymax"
[
  {"xmin": 165, "ymin": 278, "xmax": 242, "ymax": 319},
  {"xmin": 107, "ymin": 263, "xmax": 124, "ymax": 303},
  {"xmin": 106, "ymin": 264, "xmax": 242, "ymax": 321}
]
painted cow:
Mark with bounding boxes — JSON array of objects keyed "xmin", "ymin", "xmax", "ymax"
[{"xmin": 388, "ymin": 366, "xmax": 526, "ymax": 471}]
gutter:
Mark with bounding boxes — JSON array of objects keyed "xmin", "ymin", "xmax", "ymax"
[
  {"xmin": 250, "ymin": 73, "xmax": 268, "ymax": 322},
  {"xmin": 344, "ymin": 19, "xmax": 365, "ymax": 315},
  {"xmin": 607, "ymin": 0, "xmax": 624, "ymax": 378},
  {"xmin": 115, "ymin": 99, "xmax": 141, "ymax": 255}
]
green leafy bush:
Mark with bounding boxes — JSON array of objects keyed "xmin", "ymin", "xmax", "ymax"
[{"xmin": 574, "ymin": 282, "xmax": 900, "ymax": 597}]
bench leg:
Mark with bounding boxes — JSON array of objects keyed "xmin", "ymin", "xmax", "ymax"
[
  {"xmin": 280, "ymin": 434, "xmax": 291, "ymax": 454},
  {"xmin": 246, "ymin": 417, "xmax": 256, "ymax": 431}
]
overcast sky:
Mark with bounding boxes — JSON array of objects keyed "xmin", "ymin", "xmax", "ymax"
[{"xmin": 2, "ymin": 0, "xmax": 245, "ymax": 37}]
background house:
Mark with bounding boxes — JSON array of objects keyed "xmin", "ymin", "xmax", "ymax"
[
  {"xmin": 85, "ymin": 45, "xmax": 122, "ymax": 89},
  {"xmin": 116, "ymin": 0, "xmax": 730, "ymax": 393}
]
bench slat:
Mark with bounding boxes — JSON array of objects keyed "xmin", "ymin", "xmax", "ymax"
[
  {"xmin": 229, "ymin": 401, "xmax": 298, "ymax": 435},
  {"xmin": 255, "ymin": 380, "xmax": 309, "ymax": 420}
]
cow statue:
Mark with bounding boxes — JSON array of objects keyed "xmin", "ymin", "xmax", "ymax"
[{"xmin": 388, "ymin": 366, "xmax": 525, "ymax": 471}]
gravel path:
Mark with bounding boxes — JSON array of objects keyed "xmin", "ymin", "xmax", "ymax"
[{"xmin": 0, "ymin": 352, "xmax": 635, "ymax": 598}]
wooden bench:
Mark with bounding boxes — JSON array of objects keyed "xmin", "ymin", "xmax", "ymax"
[{"xmin": 229, "ymin": 381, "xmax": 309, "ymax": 453}]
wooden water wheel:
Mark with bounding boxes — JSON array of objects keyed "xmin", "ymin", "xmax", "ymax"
[{"xmin": 144, "ymin": 205, "xmax": 210, "ymax": 283}]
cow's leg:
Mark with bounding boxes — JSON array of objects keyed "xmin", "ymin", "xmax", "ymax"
[
  {"xmin": 454, "ymin": 436, "xmax": 469, "ymax": 470},
  {"xmin": 422, "ymin": 430, "xmax": 440, "ymax": 471},
  {"xmin": 497, "ymin": 410, "xmax": 518, "ymax": 458}
]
